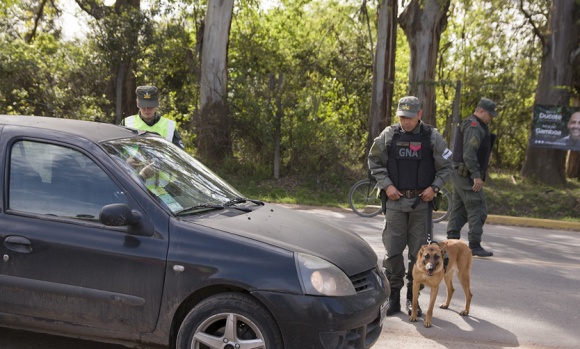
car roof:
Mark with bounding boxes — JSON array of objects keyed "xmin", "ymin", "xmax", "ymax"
[{"xmin": 0, "ymin": 115, "xmax": 138, "ymax": 143}]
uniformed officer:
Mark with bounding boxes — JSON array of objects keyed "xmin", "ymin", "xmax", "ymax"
[
  {"xmin": 446, "ymin": 97, "xmax": 498, "ymax": 257},
  {"xmin": 121, "ymin": 86, "xmax": 185, "ymax": 149},
  {"xmin": 368, "ymin": 96, "xmax": 453, "ymax": 316}
]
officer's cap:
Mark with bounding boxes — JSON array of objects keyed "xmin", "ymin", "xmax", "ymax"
[
  {"xmin": 477, "ymin": 97, "xmax": 498, "ymax": 117},
  {"xmin": 136, "ymin": 86, "xmax": 159, "ymax": 108},
  {"xmin": 396, "ymin": 96, "xmax": 421, "ymax": 118}
]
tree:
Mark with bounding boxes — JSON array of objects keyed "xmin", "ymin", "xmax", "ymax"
[
  {"xmin": 196, "ymin": 0, "xmax": 234, "ymax": 163},
  {"xmin": 74, "ymin": 0, "xmax": 154, "ymax": 123},
  {"xmin": 398, "ymin": 0, "xmax": 451, "ymax": 126},
  {"xmin": 368, "ymin": 0, "xmax": 398, "ymax": 150},
  {"xmin": 520, "ymin": 0, "xmax": 580, "ymax": 184}
]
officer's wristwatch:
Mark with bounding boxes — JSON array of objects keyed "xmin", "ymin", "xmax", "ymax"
[{"xmin": 431, "ymin": 185, "xmax": 440, "ymax": 193}]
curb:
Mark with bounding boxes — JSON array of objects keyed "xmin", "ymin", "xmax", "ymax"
[{"xmin": 486, "ymin": 215, "xmax": 580, "ymax": 231}]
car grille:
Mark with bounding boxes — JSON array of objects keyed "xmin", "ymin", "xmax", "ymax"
[{"xmin": 350, "ymin": 269, "xmax": 375, "ymax": 294}]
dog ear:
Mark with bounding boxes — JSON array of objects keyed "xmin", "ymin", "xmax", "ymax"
[
  {"xmin": 439, "ymin": 241, "xmax": 449, "ymax": 251},
  {"xmin": 417, "ymin": 245, "xmax": 427, "ymax": 259}
]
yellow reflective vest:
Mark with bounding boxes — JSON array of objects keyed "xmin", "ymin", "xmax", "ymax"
[{"xmin": 124, "ymin": 115, "xmax": 176, "ymax": 142}]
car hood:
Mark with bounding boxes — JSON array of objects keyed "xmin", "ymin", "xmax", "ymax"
[{"xmin": 187, "ymin": 203, "xmax": 378, "ymax": 276}]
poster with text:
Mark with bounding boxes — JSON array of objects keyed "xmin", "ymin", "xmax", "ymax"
[{"xmin": 529, "ymin": 105, "xmax": 580, "ymax": 151}]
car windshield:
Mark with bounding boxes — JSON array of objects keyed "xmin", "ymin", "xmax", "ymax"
[{"xmin": 102, "ymin": 137, "xmax": 245, "ymax": 215}]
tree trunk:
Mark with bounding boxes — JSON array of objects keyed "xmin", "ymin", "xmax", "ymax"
[
  {"xmin": 567, "ymin": 151, "xmax": 580, "ymax": 179},
  {"xmin": 520, "ymin": 0, "xmax": 579, "ymax": 185},
  {"xmin": 368, "ymin": 0, "xmax": 398, "ymax": 153},
  {"xmin": 398, "ymin": 0, "xmax": 450, "ymax": 126},
  {"xmin": 197, "ymin": 0, "xmax": 234, "ymax": 163},
  {"xmin": 449, "ymin": 80, "xmax": 461, "ymax": 146},
  {"xmin": 274, "ymin": 73, "xmax": 283, "ymax": 179},
  {"xmin": 115, "ymin": 61, "xmax": 127, "ymax": 124}
]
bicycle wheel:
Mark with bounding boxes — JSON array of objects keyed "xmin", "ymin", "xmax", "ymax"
[
  {"xmin": 349, "ymin": 179, "xmax": 382, "ymax": 218},
  {"xmin": 432, "ymin": 187, "xmax": 452, "ymax": 223}
]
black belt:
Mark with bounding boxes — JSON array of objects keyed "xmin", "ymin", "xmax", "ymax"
[{"xmin": 401, "ymin": 189, "xmax": 424, "ymax": 198}]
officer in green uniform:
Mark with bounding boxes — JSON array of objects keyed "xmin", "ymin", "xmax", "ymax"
[
  {"xmin": 121, "ymin": 86, "xmax": 184, "ymax": 149},
  {"xmin": 368, "ymin": 96, "xmax": 453, "ymax": 316},
  {"xmin": 446, "ymin": 97, "xmax": 498, "ymax": 257}
]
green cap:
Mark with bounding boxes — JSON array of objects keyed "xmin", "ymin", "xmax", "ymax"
[
  {"xmin": 396, "ymin": 96, "xmax": 421, "ymax": 117},
  {"xmin": 477, "ymin": 97, "xmax": 498, "ymax": 117},
  {"xmin": 136, "ymin": 86, "xmax": 159, "ymax": 108}
]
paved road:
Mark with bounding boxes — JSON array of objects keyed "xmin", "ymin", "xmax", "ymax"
[{"xmin": 2, "ymin": 206, "xmax": 579, "ymax": 349}]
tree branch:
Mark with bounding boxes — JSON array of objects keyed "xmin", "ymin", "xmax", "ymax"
[
  {"xmin": 518, "ymin": 0, "xmax": 544, "ymax": 47},
  {"xmin": 74, "ymin": 0, "xmax": 107, "ymax": 20},
  {"xmin": 26, "ymin": 0, "xmax": 48, "ymax": 43}
]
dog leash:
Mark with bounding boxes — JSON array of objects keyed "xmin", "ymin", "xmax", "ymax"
[{"xmin": 426, "ymin": 200, "xmax": 433, "ymax": 244}]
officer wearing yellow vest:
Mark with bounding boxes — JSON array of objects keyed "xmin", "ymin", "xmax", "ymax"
[{"xmin": 121, "ymin": 86, "xmax": 184, "ymax": 149}]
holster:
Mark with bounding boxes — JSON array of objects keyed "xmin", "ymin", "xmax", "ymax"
[
  {"xmin": 380, "ymin": 188, "xmax": 387, "ymax": 215},
  {"xmin": 432, "ymin": 192, "xmax": 442, "ymax": 211}
]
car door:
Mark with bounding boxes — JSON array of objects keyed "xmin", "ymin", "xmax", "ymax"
[{"xmin": 0, "ymin": 138, "xmax": 168, "ymax": 333}]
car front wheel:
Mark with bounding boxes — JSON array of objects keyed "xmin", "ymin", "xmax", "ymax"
[{"xmin": 176, "ymin": 292, "xmax": 283, "ymax": 349}]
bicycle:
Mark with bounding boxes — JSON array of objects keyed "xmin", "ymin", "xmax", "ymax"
[{"xmin": 348, "ymin": 178, "xmax": 453, "ymax": 223}]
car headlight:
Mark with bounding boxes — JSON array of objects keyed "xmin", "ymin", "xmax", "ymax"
[
  {"xmin": 375, "ymin": 262, "xmax": 388, "ymax": 290},
  {"xmin": 295, "ymin": 253, "xmax": 356, "ymax": 296}
]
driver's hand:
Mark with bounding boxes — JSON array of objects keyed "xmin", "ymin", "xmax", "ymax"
[{"xmin": 139, "ymin": 161, "xmax": 157, "ymax": 179}]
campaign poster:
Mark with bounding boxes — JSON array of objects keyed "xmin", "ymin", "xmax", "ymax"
[{"xmin": 529, "ymin": 105, "xmax": 580, "ymax": 151}]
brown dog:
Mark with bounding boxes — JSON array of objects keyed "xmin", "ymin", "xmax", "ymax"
[{"xmin": 409, "ymin": 240, "xmax": 473, "ymax": 327}]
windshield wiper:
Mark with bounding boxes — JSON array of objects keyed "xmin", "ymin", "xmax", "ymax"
[
  {"xmin": 176, "ymin": 202, "xmax": 252, "ymax": 216},
  {"xmin": 224, "ymin": 196, "xmax": 265, "ymax": 207},
  {"xmin": 175, "ymin": 204, "xmax": 225, "ymax": 216}
]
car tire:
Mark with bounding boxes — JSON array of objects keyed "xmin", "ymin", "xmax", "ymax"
[{"xmin": 176, "ymin": 292, "xmax": 284, "ymax": 349}]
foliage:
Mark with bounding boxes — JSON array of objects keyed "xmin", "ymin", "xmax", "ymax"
[
  {"xmin": 0, "ymin": 34, "xmax": 109, "ymax": 119},
  {"xmin": 1, "ymin": 0, "xmax": 576, "ymax": 195},
  {"xmin": 438, "ymin": 0, "xmax": 545, "ymax": 171},
  {"xmin": 228, "ymin": 0, "xmax": 376, "ymax": 182}
]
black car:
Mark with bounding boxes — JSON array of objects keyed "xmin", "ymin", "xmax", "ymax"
[{"xmin": 0, "ymin": 115, "xmax": 389, "ymax": 349}]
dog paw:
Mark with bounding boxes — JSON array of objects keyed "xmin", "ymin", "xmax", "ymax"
[
  {"xmin": 439, "ymin": 304, "xmax": 449, "ymax": 309},
  {"xmin": 459, "ymin": 310, "xmax": 469, "ymax": 316},
  {"xmin": 423, "ymin": 320, "xmax": 432, "ymax": 328},
  {"xmin": 409, "ymin": 316, "xmax": 418, "ymax": 322}
]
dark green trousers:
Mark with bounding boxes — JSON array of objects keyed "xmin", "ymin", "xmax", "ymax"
[
  {"xmin": 382, "ymin": 206, "xmax": 428, "ymax": 289},
  {"xmin": 446, "ymin": 172, "xmax": 487, "ymax": 243}
]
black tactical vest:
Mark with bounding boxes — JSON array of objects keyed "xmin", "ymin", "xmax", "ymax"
[
  {"xmin": 452, "ymin": 115, "xmax": 494, "ymax": 180},
  {"xmin": 386, "ymin": 124, "xmax": 435, "ymax": 190}
]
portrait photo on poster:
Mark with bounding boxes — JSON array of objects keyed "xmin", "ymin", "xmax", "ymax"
[{"xmin": 529, "ymin": 105, "xmax": 580, "ymax": 151}]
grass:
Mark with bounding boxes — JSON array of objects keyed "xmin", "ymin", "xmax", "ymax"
[{"xmin": 222, "ymin": 171, "xmax": 580, "ymax": 223}]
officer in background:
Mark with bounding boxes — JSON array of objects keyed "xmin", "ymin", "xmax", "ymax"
[
  {"xmin": 446, "ymin": 97, "xmax": 498, "ymax": 257},
  {"xmin": 121, "ymin": 86, "xmax": 184, "ymax": 149},
  {"xmin": 368, "ymin": 96, "xmax": 453, "ymax": 316}
]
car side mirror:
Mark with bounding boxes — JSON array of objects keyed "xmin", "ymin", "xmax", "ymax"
[{"xmin": 100, "ymin": 203, "xmax": 153, "ymax": 236}]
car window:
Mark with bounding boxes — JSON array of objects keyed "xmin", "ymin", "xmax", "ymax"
[
  {"xmin": 9, "ymin": 140, "xmax": 127, "ymax": 220},
  {"xmin": 102, "ymin": 138, "xmax": 244, "ymax": 214}
]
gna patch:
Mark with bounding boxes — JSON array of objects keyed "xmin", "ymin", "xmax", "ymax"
[
  {"xmin": 395, "ymin": 141, "xmax": 423, "ymax": 159},
  {"xmin": 471, "ymin": 121, "xmax": 478, "ymax": 127}
]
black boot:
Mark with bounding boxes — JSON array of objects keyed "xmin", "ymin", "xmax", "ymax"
[
  {"xmin": 469, "ymin": 242, "xmax": 493, "ymax": 257},
  {"xmin": 386, "ymin": 288, "xmax": 401, "ymax": 316},
  {"xmin": 406, "ymin": 283, "xmax": 422, "ymax": 316}
]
